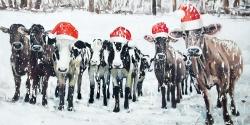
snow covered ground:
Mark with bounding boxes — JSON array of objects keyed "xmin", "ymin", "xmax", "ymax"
[{"xmin": 0, "ymin": 10, "xmax": 250, "ymax": 125}]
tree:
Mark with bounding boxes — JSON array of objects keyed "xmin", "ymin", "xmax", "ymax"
[
  {"xmin": 1, "ymin": 0, "xmax": 7, "ymax": 9},
  {"xmin": 108, "ymin": 0, "xmax": 112, "ymax": 10},
  {"xmin": 157, "ymin": 0, "xmax": 161, "ymax": 9},
  {"xmin": 8, "ymin": 0, "xmax": 13, "ymax": 8},
  {"xmin": 89, "ymin": 0, "xmax": 94, "ymax": 12},
  {"xmin": 152, "ymin": 0, "xmax": 156, "ymax": 15},
  {"xmin": 172, "ymin": 0, "xmax": 176, "ymax": 11},
  {"xmin": 35, "ymin": 0, "xmax": 41, "ymax": 9},
  {"xmin": 223, "ymin": 0, "xmax": 230, "ymax": 14},
  {"xmin": 20, "ymin": 0, "xmax": 27, "ymax": 8}
]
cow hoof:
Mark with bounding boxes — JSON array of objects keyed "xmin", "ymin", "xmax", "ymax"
[
  {"xmin": 161, "ymin": 106, "xmax": 167, "ymax": 109},
  {"xmin": 120, "ymin": 93, "xmax": 124, "ymax": 98},
  {"xmin": 29, "ymin": 96, "xmax": 36, "ymax": 104},
  {"xmin": 132, "ymin": 95, "xmax": 136, "ymax": 102},
  {"xmin": 113, "ymin": 107, "xmax": 120, "ymax": 112},
  {"xmin": 104, "ymin": 102, "xmax": 107, "ymax": 106},
  {"xmin": 24, "ymin": 93, "xmax": 30, "ymax": 102},
  {"xmin": 42, "ymin": 99, "xmax": 47, "ymax": 106},
  {"xmin": 77, "ymin": 93, "xmax": 82, "ymax": 100},
  {"xmin": 12, "ymin": 94, "xmax": 20, "ymax": 102},
  {"xmin": 107, "ymin": 93, "xmax": 110, "ymax": 99},
  {"xmin": 88, "ymin": 98, "xmax": 94, "ymax": 104},
  {"xmin": 55, "ymin": 86, "xmax": 59, "ymax": 98},
  {"xmin": 205, "ymin": 114, "xmax": 214, "ymax": 125},
  {"xmin": 67, "ymin": 107, "xmax": 73, "ymax": 111},
  {"xmin": 58, "ymin": 105, "xmax": 64, "ymax": 110},
  {"xmin": 176, "ymin": 99, "xmax": 180, "ymax": 103},
  {"xmin": 172, "ymin": 103, "xmax": 177, "ymax": 108},
  {"xmin": 96, "ymin": 93, "xmax": 100, "ymax": 99},
  {"xmin": 217, "ymin": 100, "xmax": 222, "ymax": 108},
  {"xmin": 128, "ymin": 94, "xmax": 132, "ymax": 99},
  {"xmin": 232, "ymin": 109, "xmax": 240, "ymax": 116}
]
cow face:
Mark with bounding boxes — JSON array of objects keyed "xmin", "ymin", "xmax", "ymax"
[
  {"xmin": 0, "ymin": 24, "xmax": 28, "ymax": 52},
  {"xmin": 29, "ymin": 24, "xmax": 45, "ymax": 53},
  {"xmin": 90, "ymin": 39, "xmax": 103, "ymax": 65},
  {"xmin": 140, "ymin": 55, "xmax": 152, "ymax": 71},
  {"xmin": 47, "ymin": 38, "xmax": 85, "ymax": 73},
  {"xmin": 110, "ymin": 42, "xmax": 129, "ymax": 69},
  {"xmin": 169, "ymin": 24, "xmax": 221, "ymax": 57},
  {"xmin": 145, "ymin": 35, "xmax": 169, "ymax": 61}
]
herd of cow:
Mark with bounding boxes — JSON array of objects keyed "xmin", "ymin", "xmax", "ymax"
[{"xmin": 0, "ymin": 4, "xmax": 244, "ymax": 125}]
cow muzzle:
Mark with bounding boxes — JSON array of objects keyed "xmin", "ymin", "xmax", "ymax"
[
  {"xmin": 31, "ymin": 45, "xmax": 43, "ymax": 52},
  {"xmin": 12, "ymin": 42, "xmax": 24, "ymax": 50},
  {"xmin": 113, "ymin": 64, "xmax": 123, "ymax": 69},
  {"xmin": 57, "ymin": 67, "xmax": 68, "ymax": 73},
  {"xmin": 155, "ymin": 53, "xmax": 166, "ymax": 60},
  {"xmin": 187, "ymin": 46, "xmax": 202, "ymax": 57},
  {"xmin": 90, "ymin": 60, "xmax": 100, "ymax": 66}
]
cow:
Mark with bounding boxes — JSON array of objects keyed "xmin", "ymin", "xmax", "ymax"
[
  {"xmin": 47, "ymin": 22, "xmax": 88, "ymax": 111},
  {"xmin": 170, "ymin": 24, "xmax": 243, "ymax": 125},
  {"xmin": 0, "ymin": 24, "xmax": 31, "ymax": 102},
  {"xmin": 144, "ymin": 22, "xmax": 186, "ymax": 109},
  {"xmin": 18, "ymin": 24, "xmax": 56, "ymax": 105}
]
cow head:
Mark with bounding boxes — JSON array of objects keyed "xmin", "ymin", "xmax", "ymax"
[
  {"xmin": 47, "ymin": 37, "xmax": 85, "ymax": 73},
  {"xmin": 0, "ymin": 24, "xmax": 29, "ymax": 52},
  {"xmin": 144, "ymin": 35, "xmax": 171, "ymax": 61},
  {"xmin": 89, "ymin": 39, "xmax": 103, "ymax": 66},
  {"xmin": 28, "ymin": 24, "xmax": 46, "ymax": 53},
  {"xmin": 169, "ymin": 24, "xmax": 221, "ymax": 57},
  {"xmin": 109, "ymin": 41, "xmax": 130, "ymax": 69}
]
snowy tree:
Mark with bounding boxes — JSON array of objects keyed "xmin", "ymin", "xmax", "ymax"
[
  {"xmin": 152, "ymin": 0, "xmax": 156, "ymax": 15},
  {"xmin": 89, "ymin": 0, "xmax": 94, "ymax": 12}
]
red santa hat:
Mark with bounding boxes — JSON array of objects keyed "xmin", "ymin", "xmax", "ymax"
[
  {"xmin": 110, "ymin": 26, "xmax": 131, "ymax": 44},
  {"xmin": 152, "ymin": 22, "xmax": 169, "ymax": 38},
  {"xmin": 178, "ymin": 4, "xmax": 203, "ymax": 30},
  {"xmin": 51, "ymin": 22, "xmax": 78, "ymax": 41}
]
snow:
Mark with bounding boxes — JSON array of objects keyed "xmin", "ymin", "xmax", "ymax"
[{"xmin": 0, "ymin": 10, "xmax": 250, "ymax": 125}]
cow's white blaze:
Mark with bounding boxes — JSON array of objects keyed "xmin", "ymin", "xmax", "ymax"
[
  {"xmin": 112, "ymin": 42, "xmax": 124, "ymax": 68},
  {"xmin": 90, "ymin": 39, "xmax": 102, "ymax": 65},
  {"xmin": 55, "ymin": 39, "xmax": 74, "ymax": 73}
]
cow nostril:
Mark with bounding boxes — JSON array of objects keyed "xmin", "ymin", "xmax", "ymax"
[
  {"xmin": 32, "ymin": 45, "xmax": 42, "ymax": 52},
  {"xmin": 58, "ymin": 68, "xmax": 68, "ymax": 73}
]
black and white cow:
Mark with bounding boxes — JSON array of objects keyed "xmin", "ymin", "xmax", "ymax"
[
  {"xmin": 47, "ymin": 36, "xmax": 87, "ymax": 111},
  {"xmin": 103, "ymin": 39, "xmax": 139, "ymax": 112}
]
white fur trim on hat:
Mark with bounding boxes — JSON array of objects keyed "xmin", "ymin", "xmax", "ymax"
[
  {"xmin": 181, "ymin": 19, "xmax": 203, "ymax": 30},
  {"xmin": 110, "ymin": 36, "xmax": 128, "ymax": 44},
  {"xmin": 55, "ymin": 34, "xmax": 77, "ymax": 41},
  {"xmin": 152, "ymin": 32, "xmax": 168, "ymax": 38}
]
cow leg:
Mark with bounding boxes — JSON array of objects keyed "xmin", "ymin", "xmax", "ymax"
[
  {"xmin": 202, "ymin": 88, "xmax": 214, "ymax": 125},
  {"xmin": 185, "ymin": 78, "xmax": 188, "ymax": 95},
  {"xmin": 107, "ymin": 72, "xmax": 111, "ymax": 99},
  {"xmin": 176, "ymin": 82, "xmax": 181, "ymax": 103},
  {"xmin": 189, "ymin": 76, "xmax": 193, "ymax": 93},
  {"xmin": 55, "ymin": 83, "xmax": 59, "ymax": 98},
  {"xmin": 181, "ymin": 78, "xmax": 185, "ymax": 95},
  {"xmin": 30, "ymin": 75, "xmax": 40, "ymax": 104},
  {"xmin": 229, "ymin": 80, "xmax": 240, "ymax": 116},
  {"xmin": 88, "ymin": 66, "xmax": 96, "ymax": 103},
  {"xmin": 171, "ymin": 84, "xmax": 176, "ymax": 108},
  {"xmin": 67, "ymin": 85, "xmax": 74, "ymax": 111},
  {"xmin": 221, "ymin": 92, "xmax": 233, "ymax": 125},
  {"xmin": 12, "ymin": 70, "xmax": 21, "ymax": 102},
  {"xmin": 137, "ymin": 81, "xmax": 143, "ymax": 96},
  {"xmin": 167, "ymin": 83, "xmax": 170, "ymax": 101},
  {"xmin": 132, "ymin": 73, "xmax": 138, "ymax": 102},
  {"xmin": 24, "ymin": 77, "xmax": 31, "ymax": 102},
  {"xmin": 96, "ymin": 79, "xmax": 101, "ymax": 99},
  {"xmin": 77, "ymin": 66, "xmax": 84, "ymax": 100},
  {"xmin": 58, "ymin": 74, "xmax": 65, "ymax": 110},
  {"xmin": 113, "ymin": 85, "xmax": 120, "ymax": 112},
  {"xmin": 216, "ymin": 84, "xmax": 222, "ymax": 108},
  {"xmin": 161, "ymin": 84, "xmax": 167, "ymax": 109},
  {"xmin": 102, "ymin": 78, "xmax": 107, "ymax": 106},
  {"xmin": 42, "ymin": 74, "xmax": 49, "ymax": 106},
  {"xmin": 119, "ymin": 79, "xmax": 124, "ymax": 98}
]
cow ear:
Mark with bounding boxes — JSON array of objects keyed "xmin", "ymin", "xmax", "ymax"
[
  {"xmin": 169, "ymin": 30, "xmax": 183, "ymax": 39},
  {"xmin": 203, "ymin": 23, "xmax": 221, "ymax": 35},
  {"xmin": 0, "ymin": 26, "xmax": 10, "ymax": 33},
  {"xmin": 18, "ymin": 27, "xmax": 30, "ymax": 35},
  {"xmin": 144, "ymin": 35, "xmax": 154, "ymax": 43},
  {"xmin": 74, "ymin": 40, "xmax": 86, "ymax": 49}
]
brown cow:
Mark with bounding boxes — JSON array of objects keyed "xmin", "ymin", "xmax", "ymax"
[
  {"xmin": 170, "ymin": 24, "xmax": 243, "ymax": 125},
  {"xmin": 0, "ymin": 24, "xmax": 31, "ymax": 102}
]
